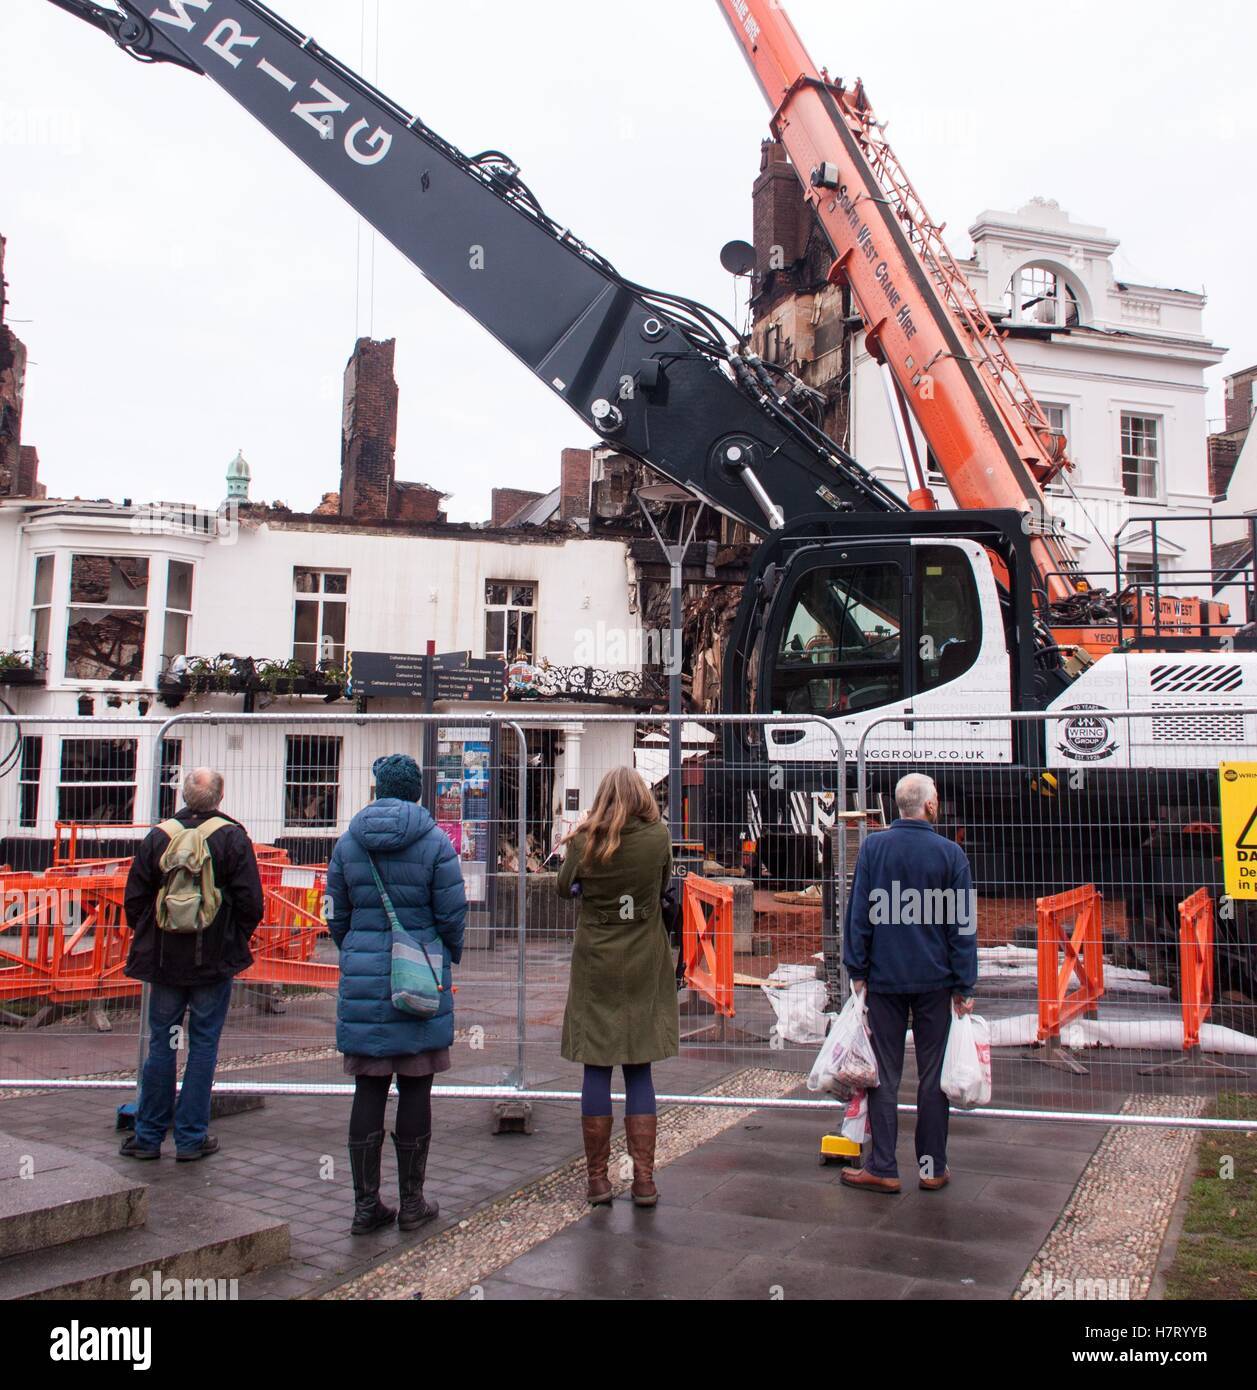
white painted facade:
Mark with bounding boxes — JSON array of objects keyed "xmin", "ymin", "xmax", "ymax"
[
  {"xmin": 1215, "ymin": 426, "xmax": 1257, "ymax": 539},
  {"xmin": 1211, "ymin": 421, "xmax": 1257, "ymax": 619},
  {"xmin": 0, "ymin": 497, "xmax": 641, "ymax": 858},
  {"xmin": 844, "ymin": 198, "xmax": 1225, "ymax": 595}
]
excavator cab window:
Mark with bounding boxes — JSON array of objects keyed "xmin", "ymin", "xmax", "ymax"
[
  {"xmin": 770, "ymin": 561, "xmax": 904, "ymax": 716},
  {"xmin": 763, "ymin": 542, "xmax": 988, "ymax": 718},
  {"xmin": 917, "ymin": 545, "xmax": 981, "ymax": 691}
]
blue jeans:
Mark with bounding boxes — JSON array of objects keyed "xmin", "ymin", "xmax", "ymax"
[{"xmin": 135, "ymin": 980, "xmax": 233, "ymax": 1152}]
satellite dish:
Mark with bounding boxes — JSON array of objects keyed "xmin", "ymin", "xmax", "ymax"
[{"xmin": 719, "ymin": 239, "xmax": 756, "ymax": 276}]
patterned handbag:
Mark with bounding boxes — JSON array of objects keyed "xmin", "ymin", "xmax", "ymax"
[{"xmin": 366, "ymin": 853, "xmax": 446, "ymax": 1020}]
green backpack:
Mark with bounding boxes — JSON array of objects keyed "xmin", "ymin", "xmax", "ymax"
[{"xmin": 155, "ymin": 817, "xmax": 231, "ymax": 934}]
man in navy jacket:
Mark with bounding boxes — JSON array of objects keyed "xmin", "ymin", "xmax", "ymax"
[{"xmin": 841, "ymin": 772, "xmax": 977, "ymax": 1194}]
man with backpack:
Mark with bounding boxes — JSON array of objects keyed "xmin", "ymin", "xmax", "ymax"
[{"xmin": 120, "ymin": 768, "xmax": 264, "ymax": 1161}]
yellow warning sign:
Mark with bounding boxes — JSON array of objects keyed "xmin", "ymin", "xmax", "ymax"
[{"xmin": 1219, "ymin": 762, "xmax": 1257, "ymax": 897}]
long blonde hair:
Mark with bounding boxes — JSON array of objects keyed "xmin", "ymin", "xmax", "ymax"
[{"xmin": 564, "ymin": 766, "xmax": 660, "ymax": 867}]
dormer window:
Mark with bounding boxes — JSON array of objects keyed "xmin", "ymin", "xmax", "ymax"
[{"xmin": 1005, "ymin": 265, "xmax": 1081, "ymax": 328}]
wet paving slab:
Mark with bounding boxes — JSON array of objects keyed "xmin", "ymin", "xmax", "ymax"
[{"xmin": 476, "ymin": 1103, "xmax": 1102, "ymax": 1301}]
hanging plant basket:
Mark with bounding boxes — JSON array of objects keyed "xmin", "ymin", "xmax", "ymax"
[
  {"xmin": 0, "ymin": 651, "xmax": 47, "ymax": 687},
  {"xmin": 158, "ymin": 654, "xmax": 347, "ymax": 706}
]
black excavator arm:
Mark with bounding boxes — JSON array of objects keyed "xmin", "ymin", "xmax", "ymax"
[{"xmin": 47, "ymin": 0, "xmax": 907, "ymax": 532}]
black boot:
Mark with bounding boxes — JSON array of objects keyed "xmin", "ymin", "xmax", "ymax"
[
  {"xmin": 348, "ymin": 1130, "xmax": 397, "ymax": 1235},
  {"xmin": 393, "ymin": 1131, "xmax": 439, "ymax": 1232}
]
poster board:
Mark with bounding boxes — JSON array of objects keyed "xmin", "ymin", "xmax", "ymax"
[{"xmin": 437, "ymin": 726, "xmax": 494, "ymax": 904}]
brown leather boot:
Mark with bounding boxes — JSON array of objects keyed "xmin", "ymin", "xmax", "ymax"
[
  {"xmin": 623, "ymin": 1114, "xmax": 658, "ymax": 1208},
  {"xmin": 581, "ymin": 1115, "xmax": 614, "ymax": 1206}
]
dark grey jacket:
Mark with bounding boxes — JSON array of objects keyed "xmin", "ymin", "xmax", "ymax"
[{"xmin": 124, "ymin": 808, "xmax": 264, "ymax": 986}]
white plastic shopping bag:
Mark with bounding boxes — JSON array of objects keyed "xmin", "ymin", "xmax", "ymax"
[
  {"xmin": 806, "ymin": 1012, "xmax": 843, "ymax": 1094},
  {"xmin": 837, "ymin": 996, "xmax": 879, "ymax": 1092},
  {"xmin": 840, "ymin": 1089, "xmax": 868, "ymax": 1146},
  {"xmin": 806, "ymin": 988, "xmax": 878, "ymax": 1096},
  {"xmin": 941, "ymin": 1012, "xmax": 992, "ymax": 1108}
]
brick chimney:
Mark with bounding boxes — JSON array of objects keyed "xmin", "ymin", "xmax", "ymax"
[
  {"xmin": 1224, "ymin": 365, "xmax": 1257, "ymax": 437},
  {"xmin": 339, "ymin": 337, "xmax": 398, "ymax": 522},
  {"xmin": 491, "ymin": 487, "xmax": 545, "ymax": 527},
  {"xmin": 752, "ymin": 139, "xmax": 811, "ymax": 279},
  {"xmin": 0, "ymin": 234, "xmax": 39, "ymax": 499},
  {"xmin": 392, "ymin": 480, "xmax": 447, "ymax": 524},
  {"xmin": 559, "ymin": 447, "xmax": 592, "ymax": 524},
  {"xmin": 18, "ymin": 445, "xmax": 43, "ymax": 498}
]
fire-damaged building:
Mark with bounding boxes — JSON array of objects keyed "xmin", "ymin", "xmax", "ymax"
[
  {"xmin": 0, "ymin": 145, "xmax": 1236, "ymax": 872},
  {"xmin": 0, "ymin": 245, "xmax": 704, "ymax": 874},
  {"xmin": 640, "ymin": 144, "xmax": 1229, "ymax": 712}
]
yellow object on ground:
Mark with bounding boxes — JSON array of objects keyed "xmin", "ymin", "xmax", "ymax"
[{"xmin": 819, "ymin": 1132, "xmax": 861, "ymax": 1165}]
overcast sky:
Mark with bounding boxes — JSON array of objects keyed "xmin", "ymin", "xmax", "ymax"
[{"xmin": 2, "ymin": 0, "xmax": 1253, "ymax": 521}]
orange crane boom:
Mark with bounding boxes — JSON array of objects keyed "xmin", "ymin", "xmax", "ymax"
[{"xmin": 717, "ymin": 0, "xmax": 1083, "ymax": 605}]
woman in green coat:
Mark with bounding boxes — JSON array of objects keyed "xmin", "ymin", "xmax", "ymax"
[{"xmin": 558, "ymin": 765, "xmax": 678, "ymax": 1207}]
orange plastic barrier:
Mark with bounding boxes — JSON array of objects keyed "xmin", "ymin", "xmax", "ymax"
[
  {"xmin": 0, "ymin": 843, "xmax": 339, "ymax": 1011},
  {"xmin": 1, "ymin": 871, "xmax": 68, "ymax": 1003},
  {"xmin": 247, "ymin": 859, "xmax": 337, "ymax": 988},
  {"xmin": 682, "ymin": 876, "xmax": 736, "ymax": 1018},
  {"xmin": 0, "ymin": 871, "xmax": 139, "ymax": 1007},
  {"xmin": 1036, "ymin": 884, "xmax": 1105, "ymax": 1043},
  {"xmin": 259, "ymin": 860, "xmax": 325, "ymax": 925},
  {"xmin": 240, "ymin": 938, "xmax": 338, "ymax": 989},
  {"xmin": 1177, "ymin": 888, "xmax": 1214, "ymax": 1051},
  {"xmin": 43, "ymin": 873, "xmax": 138, "ymax": 1005},
  {"xmin": 52, "ymin": 822, "xmax": 142, "ymax": 876},
  {"xmin": 1138, "ymin": 888, "xmax": 1247, "ymax": 1077}
]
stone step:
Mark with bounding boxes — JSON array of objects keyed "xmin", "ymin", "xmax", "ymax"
[
  {"xmin": 0, "ymin": 1191, "xmax": 289, "ymax": 1300},
  {"xmin": 0, "ymin": 1133, "xmax": 147, "ymax": 1260}
]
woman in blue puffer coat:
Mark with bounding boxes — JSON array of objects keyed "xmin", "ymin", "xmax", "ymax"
[{"xmin": 327, "ymin": 754, "xmax": 467, "ymax": 1235}]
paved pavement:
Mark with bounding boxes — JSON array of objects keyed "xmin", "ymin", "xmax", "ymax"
[
  {"xmin": 0, "ymin": 931, "xmax": 1207, "ymax": 1301},
  {"xmin": 469, "ymin": 1104, "xmax": 1104, "ymax": 1301},
  {"xmin": 0, "ymin": 1051, "xmax": 742, "ymax": 1299}
]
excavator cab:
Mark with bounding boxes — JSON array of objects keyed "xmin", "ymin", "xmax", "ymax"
[
  {"xmin": 714, "ymin": 511, "xmax": 1052, "ymax": 876},
  {"xmin": 727, "ymin": 511, "xmax": 1047, "ymax": 736},
  {"xmin": 766, "ymin": 543, "xmax": 988, "ymax": 720}
]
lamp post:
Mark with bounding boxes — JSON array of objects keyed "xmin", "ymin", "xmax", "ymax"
[{"xmin": 635, "ymin": 484, "xmax": 705, "ymax": 838}]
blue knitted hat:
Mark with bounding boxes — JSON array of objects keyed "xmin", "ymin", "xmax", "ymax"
[{"xmin": 372, "ymin": 754, "xmax": 423, "ymax": 803}]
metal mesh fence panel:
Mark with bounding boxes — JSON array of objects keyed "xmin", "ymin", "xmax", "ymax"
[
  {"xmin": 854, "ymin": 710, "xmax": 1257, "ymax": 1126},
  {"xmin": 0, "ymin": 714, "xmax": 526, "ymax": 1097},
  {"xmin": 1, "ymin": 717, "xmax": 155, "ymax": 1089},
  {"xmin": 502, "ymin": 712, "xmax": 847, "ymax": 1099},
  {"xmin": 2, "ymin": 708, "xmax": 1253, "ymax": 1130}
]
